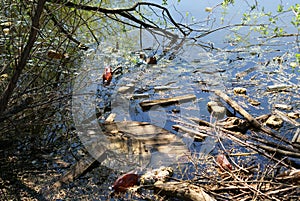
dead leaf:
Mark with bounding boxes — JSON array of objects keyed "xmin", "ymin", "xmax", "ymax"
[
  {"xmin": 112, "ymin": 173, "xmax": 139, "ymax": 192},
  {"xmin": 216, "ymin": 154, "xmax": 232, "ymax": 171}
]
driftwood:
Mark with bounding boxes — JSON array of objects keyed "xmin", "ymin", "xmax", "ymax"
[
  {"xmin": 189, "ymin": 117, "xmax": 247, "ymax": 140},
  {"xmin": 154, "ymin": 86, "xmax": 180, "ymax": 91},
  {"xmin": 266, "ymin": 84, "xmax": 293, "ymax": 92},
  {"xmin": 152, "ymin": 181, "xmax": 216, "ymax": 201},
  {"xmin": 274, "ymin": 109, "xmax": 300, "ymax": 127},
  {"xmin": 172, "ymin": 124, "xmax": 208, "ymax": 140},
  {"xmin": 188, "ymin": 117, "xmax": 295, "ymax": 168},
  {"xmin": 213, "ymin": 90, "xmax": 262, "ymax": 129},
  {"xmin": 52, "ymin": 121, "xmax": 189, "ymax": 188},
  {"xmin": 139, "ymin": 94, "xmax": 196, "ymax": 110},
  {"xmin": 52, "ymin": 151, "xmax": 106, "ymax": 189},
  {"xmin": 212, "ymin": 90, "xmax": 298, "ymax": 147}
]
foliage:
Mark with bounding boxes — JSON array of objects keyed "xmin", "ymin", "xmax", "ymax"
[
  {"xmin": 291, "ymin": 4, "xmax": 300, "ymax": 28},
  {"xmin": 296, "ymin": 53, "xmax": 300, "ymax": 63},
  {"xmin": 0, "ymin": 0, "xmax": 299, "ymax": 136}
]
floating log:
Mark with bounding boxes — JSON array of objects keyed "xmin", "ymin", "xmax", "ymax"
[
  {"xmin": 139, "ymin": 94, "xmax": 196, "ymax": 109},
  {"xmin": 212, "ymin": 90, "xmax": 289, "ymax": 141},
  {"xmin": 213, "ymin": 90, "xmax": 261, "ymax": 128}
]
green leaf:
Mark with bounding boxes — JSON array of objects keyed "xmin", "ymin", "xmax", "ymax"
[
  {"xmin": 296, "ymin": 53, "xmax": 300, "ymax": 64},
  {"xmin": 277, "ymin": 5, "xmax": 283, "ymax": 12}
]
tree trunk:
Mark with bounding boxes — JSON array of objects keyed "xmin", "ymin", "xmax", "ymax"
[{"xmin": 0, "ymin": 0, "xmax": 46, "ymax": 114}]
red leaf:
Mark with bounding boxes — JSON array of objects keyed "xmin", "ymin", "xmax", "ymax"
[
  {"xmin": 103, "ymin": 66, "xmax": 112, "ymax": 85},
  {"xmin": 216, "ymin": 154, "xmax": 232, "ymax": 171},
  {"xmin": 112, "ymin": 173, "xmax": 139, "ymax": 192}
]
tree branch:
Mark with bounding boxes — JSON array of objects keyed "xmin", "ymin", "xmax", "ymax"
[
  {"xmin": 45, "ymin": 6, "xmax": 88, "ymax": 50},
  {"xmin": 46, "ymin": 0, "xmax": 188, "ymax": 35},
  {"xmin": 0, "ymin": 0, "xmax": 46, "ymax": 114}
]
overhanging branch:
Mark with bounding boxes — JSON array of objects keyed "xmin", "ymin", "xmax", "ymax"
[{"xmin": 46, "ymin": 0, "xmax": 188, "ymax": 36}]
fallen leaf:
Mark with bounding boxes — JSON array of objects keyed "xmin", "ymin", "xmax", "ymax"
[
  {"xmin": 216, "ymin": 154, "xmax": 232, "ymax": 171},
  {"xmin": 47, "ymin": 50, "xmax": 68, "ymax": 59},
  {"xmin": 112, "ymin": 173, "xmax": 139, "ymax": 192}
]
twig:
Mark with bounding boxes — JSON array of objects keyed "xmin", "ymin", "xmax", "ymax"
[
  {"xmin": 172, "ymin": 124, "xmax": 208, "ymax": 139},
  {"xmin": 45, "ymin": 6, "xmax": 88, "ymax": 50},
  {"xmin": 48, "ymin": 1, "xmax": 188, "ymax": 36},
  {"xmin": 212, "ymin": 90, "xmax": 295, "ymax": 147}
]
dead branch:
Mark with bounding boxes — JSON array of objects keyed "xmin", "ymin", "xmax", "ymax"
[
  {"xmin": 0, "ymin": 0, "xmax": 46, "ymax": 114},
  {"xmin": 152, "ymin": 181, "xmax": 216, "ymax": 201},
  {"xmin": 139, "ymin": 94, "xmax": 196, "ymax": 110},
  {"xmin": 172, "ymin": 124, "xmax": 208, "ymax": 140},
  {"xmin": 189, "ymin": 117, "xmax": 293, "ymax": 168},
  {"xmin": 47, "ymin": 0, "xmax": 188, "ymax": 36},
  {"xmin": 44, "ymin": 6, "xmax": 88, "ymax": 50},
  {"xmin": 212, "ymin": 90, "xmax": 298, "ymax": 148},
  {"xmin": 52, "ymin": 152, "xmax": 105, "ymax": 189}
]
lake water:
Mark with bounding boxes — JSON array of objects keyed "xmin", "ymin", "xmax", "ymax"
[{"xmin": 73, "ymin": 0, "xmax": 300, "ymax": 175}]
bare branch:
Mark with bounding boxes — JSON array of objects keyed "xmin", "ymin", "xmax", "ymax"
[
  {"xmin": 47, "ymin": 0, "xmax": 188, "ymax": 36},
  {"xmin": 45, "ymin": 6, "xmax": 88, "ymax": 50},
  {"xmin": 0, "ymin": 0, "xmax": 46, "ymax": 114}
]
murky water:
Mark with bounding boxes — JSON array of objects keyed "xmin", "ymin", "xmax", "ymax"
[
  {"xmin": 75, "ymin": 15, "xmax": 300, "ymax": 172},
  {"xmin": 1, "ymin": 1, "xmax": 299, "ymax": 200}
]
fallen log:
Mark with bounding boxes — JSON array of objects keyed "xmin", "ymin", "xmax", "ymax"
[
  {"xmin": 152, "ymin": 181, "xmax": 216, "ymax": 201},
  {"xmin": 52, "ymin": 151, "xmax": 106, "ymax": 189},
  {"xmin": 139, "ymin": 94, "xmax": 196, "ymax": 110},
  {"xmin": 213, "ymin": 90, "xmax": 261, "ymax": 129}
]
